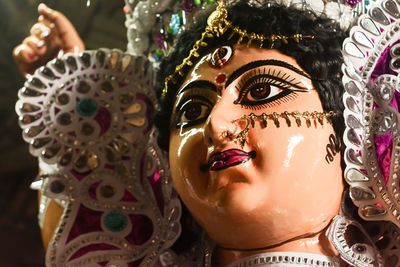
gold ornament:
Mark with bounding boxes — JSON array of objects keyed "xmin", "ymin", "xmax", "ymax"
[{"xmin": 232, "ymin": 111, "xmax": 336, "ymax": 147}]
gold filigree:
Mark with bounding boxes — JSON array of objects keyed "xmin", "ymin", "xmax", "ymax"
[
  {"xmin": 162, "ymin": 0, "xmax": 314, "ymax": 98},
  {"xmin": 232, "ymin": 111, "xmax": 336, "ymax": 147}
]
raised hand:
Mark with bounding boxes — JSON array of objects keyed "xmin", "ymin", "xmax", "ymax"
[{"xmin": 13, "ymin": 3, "xmax": 85, "ymax": 76}]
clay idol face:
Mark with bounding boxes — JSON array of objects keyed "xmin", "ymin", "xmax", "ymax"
[{"xmin": 169, "ymin": 46, "xmax": 344, "ymax": 249}]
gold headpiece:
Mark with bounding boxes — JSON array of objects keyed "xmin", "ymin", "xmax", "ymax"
[{"xmin": 161, "ymin": 0, "xmax": 314, "ymax": 98}]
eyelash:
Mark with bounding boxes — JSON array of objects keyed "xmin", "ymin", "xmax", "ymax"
[{"xmin": 234, "ymin": 68, "xmax": 303, "ymax": 110}]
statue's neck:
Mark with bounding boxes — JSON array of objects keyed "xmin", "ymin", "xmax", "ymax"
[{"xmin": 214, "ymin": 229, "xmax": 341, "ymax": 266}]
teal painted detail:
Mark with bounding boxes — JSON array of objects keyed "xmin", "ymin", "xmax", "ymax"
[
  {"xmin": 104, "ymin": 211, "xmax": 128, "ymax": 232},
  {"xmin": 76, "ymin": 98, "xmax": 98, "ymax": 117}
]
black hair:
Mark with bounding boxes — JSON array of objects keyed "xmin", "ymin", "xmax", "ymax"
[{"xmin": 154, "ymin": 0, "xmax": 348, "ymax": 255}]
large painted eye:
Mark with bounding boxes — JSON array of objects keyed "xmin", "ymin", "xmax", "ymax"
[
  {"xmin": 245, "ymin": 84, "xmax": 285, "ymax": 102},
  {"xmin": 239, "ymin": 83, "xmax": 291, "ymax": 107},
  {"xmin": 234, "ymin": 72, "xmax": 298, "ymax": 109},
  {"xmin": 211, "ymin": 46, "xmax": 233, "ymax": 68},
  {"xmin": 176, "ymin": 98, "xmax": 212, "ymax": 128}
]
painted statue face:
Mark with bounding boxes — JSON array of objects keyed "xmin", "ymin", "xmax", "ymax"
[{"xmin": 169, "ymin": 46, "xmax": 343, "ymax": 250}]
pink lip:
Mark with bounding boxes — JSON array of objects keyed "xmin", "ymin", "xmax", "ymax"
[{"xmin": 201, "ymin": 149, "xmax": 256, "ymax": 172}]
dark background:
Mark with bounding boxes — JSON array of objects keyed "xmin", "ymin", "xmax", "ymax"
[{"xmin": 0, "ymin": 0, "xmax": 127, "ymax": 265}]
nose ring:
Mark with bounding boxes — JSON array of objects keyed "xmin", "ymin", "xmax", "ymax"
[
  {"xmin": 220, "ymin": 129, "xmax": 234, "ymax": 141},
  {"xmin": 232, "ymin": 115, "xmax": 251, "ymax": 148}
]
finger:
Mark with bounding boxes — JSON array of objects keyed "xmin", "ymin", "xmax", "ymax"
[
  {"xmin": 14, "ymin": 43, "xmax": 39, "ymax": 63},
  {"xmin": 38, "ymin": 14, "xmax": 54, "ymax": 28},
  {"xmin": 30, "ymin": 22, "xmax": 51, "ymax": 39},
  {"xmin": 38, "ymin": 14, "xmax": 59, "ymax": 37},
  {"xmin": 38, "ymin": 3, "xmax": 84, "ymax": 53},
  {"xmin": 23, "ymin": 36, "xmax": 47, "ymax": 56},
  {"xmin": 13, "ymin": 44, "xmax": 41, "ymax": 76}
]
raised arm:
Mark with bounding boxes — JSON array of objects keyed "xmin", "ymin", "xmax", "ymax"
[{"xmin": 13, "ymin": 3, "xmax": 84, "ymax": 76}]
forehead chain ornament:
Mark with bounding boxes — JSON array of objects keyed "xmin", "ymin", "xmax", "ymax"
[
  {"xmin": 162, "ymin": 0, "xmax": 314, "ymax": 98},
  {"xmin": 231, "ymin": 110, "xmax": 336, "ymax": 147}
]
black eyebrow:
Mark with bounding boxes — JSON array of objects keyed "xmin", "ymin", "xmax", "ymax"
[
  {"xmin": 176, "ymin": 80, "xmax": 217, "ymax": 96},
  {"xmin": 225, "ymin": 59, "xmax": 311, "ymax": 88}
]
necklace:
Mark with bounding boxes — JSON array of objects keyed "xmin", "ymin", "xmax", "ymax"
[{"xmin": 226, "ymin": 251, "xmax": 340, "ymax": 267}]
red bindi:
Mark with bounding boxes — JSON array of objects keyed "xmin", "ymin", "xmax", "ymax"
[{"xmin": 216, "ymin": 74, "xmax": 226, "ymax": 84}]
